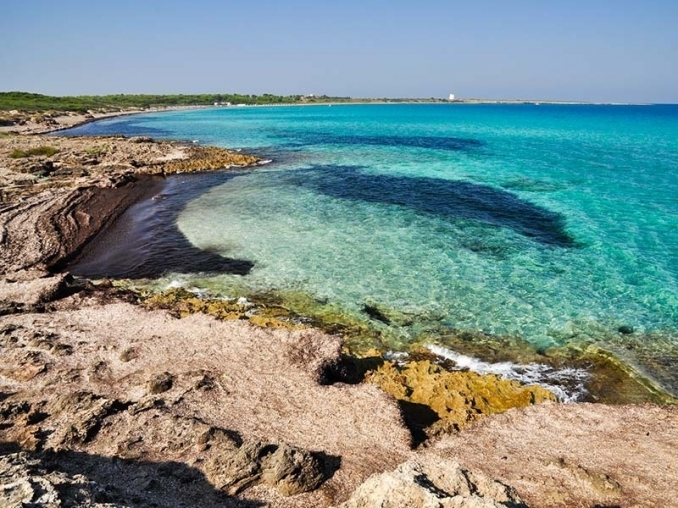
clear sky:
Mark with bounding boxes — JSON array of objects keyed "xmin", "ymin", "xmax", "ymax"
[{"xmin": 1, "ymin": 0, "xmax": 677, "ymax": 102}]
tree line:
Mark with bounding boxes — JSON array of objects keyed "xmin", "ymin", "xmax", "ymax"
[{"xmin": 0, "ymin": 92, "xmax": 355, "ymax": 112}]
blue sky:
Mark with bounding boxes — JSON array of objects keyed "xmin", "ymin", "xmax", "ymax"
[{"xmin": 1, "ymin": 0, "xmax": 677, "ymax": 102}]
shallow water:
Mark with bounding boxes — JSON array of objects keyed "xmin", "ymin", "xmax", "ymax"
[{"xmin": 66, "ymin": 104, "xmax": 678, "ymax": 396}]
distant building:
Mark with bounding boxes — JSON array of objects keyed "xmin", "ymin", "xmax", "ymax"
[{"xmin": 448, "ymin": 94, "xmax": 456, "ymax": 101}]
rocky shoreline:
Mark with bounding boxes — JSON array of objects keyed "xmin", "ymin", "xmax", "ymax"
[{"xmin": 1, "ymin": 125, "xmax": 677, "ymax": 507}]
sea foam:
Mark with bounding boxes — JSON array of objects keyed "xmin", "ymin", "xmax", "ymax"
[{"xmin": 426, "ymin": 344, "xmax": 590, "ymax": 402}]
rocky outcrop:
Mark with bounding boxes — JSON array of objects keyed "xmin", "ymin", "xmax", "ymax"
[
  {"xmin": 367, "ymin": 359, "xmax": 556, "ymax": 436},
  {"xmin": 0, "ymin": 303, "xmax": 412, "ymax": 506},
  {"xmin": 335, "ymin": 460, "xmax": 525, "ymax": 508},
  {"xmin": 0, "ymin": 134, "xmax": 260, "ymax": 274},
  {"xmin": 427, "ymin": 403, "xmax": 678, "ymax": 508},
  {"xmin": 161, "ymin": 145, "xmax": 258, "ymax": 173},
  {"xmin": 0, "ymin": 452, "xmax": 115, "ymax": 508},
  {"xmin": 206, "ymin": 440, "xmax": 325, "ymax": 496}
]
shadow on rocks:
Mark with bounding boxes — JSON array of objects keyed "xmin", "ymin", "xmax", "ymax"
[{"xmin": 0, "ymin": 442, "xmax": 265, "ymax": 508}]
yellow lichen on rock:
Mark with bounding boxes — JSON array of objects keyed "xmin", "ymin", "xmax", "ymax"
[
  {"xmin": 143, "ymin": 289, "xmax": 304, "ymax": 330},
  {"xmin": 367, "ymin": 359, "xmax": 556, "ymax": 435},
  {"xmin": 159, "ymin": 145, "xmax": 258, "ymax": 174}
]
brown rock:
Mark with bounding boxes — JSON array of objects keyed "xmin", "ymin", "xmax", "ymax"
[
  {"xmin": 2, "ymin": 351, "xmax": 50, "ymax": 382},
  {"xmin": 205, "ymin": 440, "xmax": 325, "ymax": 496},
  {"xmin": 47, "ymin": 391, "xmax": 127, "ymax": 448},
  {"xmin": 147, "ymin": 372, "xmax": 174, "ymax": 394}
]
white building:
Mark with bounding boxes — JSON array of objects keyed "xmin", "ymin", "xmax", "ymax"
[{"xmin": 448, "ymin": 93, "xmax": 456, "ymax": 101}]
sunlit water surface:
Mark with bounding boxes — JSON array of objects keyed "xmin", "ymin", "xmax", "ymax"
[{"xmin": 66, "ymin": 104, "xmax": 678, "ymax": 397}]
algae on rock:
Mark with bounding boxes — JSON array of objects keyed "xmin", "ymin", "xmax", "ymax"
[{"xmin": 367, "ymin": 359, "xmax": 556, "ymax": 436}]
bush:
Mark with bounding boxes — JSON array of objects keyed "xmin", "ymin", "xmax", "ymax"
[{"xmin": 9, "ymin": 146, "xmax": 59, "ymax": 158}]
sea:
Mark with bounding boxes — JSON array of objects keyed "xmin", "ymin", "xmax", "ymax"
[{"xmin": 63, "ymin": 103, "xmax": 678, "ymax": 400}]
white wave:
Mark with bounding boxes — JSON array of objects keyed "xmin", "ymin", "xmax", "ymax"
[
  {"xmin": 236, "ymin": 296, "xmax": 253, "ymax": 307},
  {"xmin": 384, "ymin": 351, "xmax": 409, "ymax": 363},
  {"xmin": 257, "ymin": 159, "xmax": 273, "ymax": 165},
  {"xmin": 426, "ymin": 344, "xmax": 590, "ymax": 403},
  {"xmin": 187, "ymin": 287, "xmax": 211, "ymax": 299}
]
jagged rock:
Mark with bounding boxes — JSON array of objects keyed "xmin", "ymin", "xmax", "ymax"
[
  {"xmin": 0, "ymin": 452, "xmax": 115, "ymax": 508},
  {"xmin": 367, "ymin": 359, "xmax": 556, "ymax": 434},
  {"xmin": 0, "ymin": 301, "xmax": 24, "ymax": 316},
  {"xmin": 47, "ymin": 391, "xmax": 128, "ymax": 448},
  {"xmin": 205, "ymin": 440, "xmax": 325, "ymax": 496},
  {"xmin": 284, "ymin": 329, "xmax": 345, "ymax": 384},
  {"xmin": 1, "ymin": 350, "xmax": 50, "ymax": 382},
  {"xmin": 335, "ymin": 460, "xmax": 525, "ymax": 508}
]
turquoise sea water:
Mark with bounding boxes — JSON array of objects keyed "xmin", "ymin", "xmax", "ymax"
[{"xmin": 67, "ymin": 104, "xmax": 678, "ymax": 396}]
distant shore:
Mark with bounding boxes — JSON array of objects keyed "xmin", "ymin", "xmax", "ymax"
[{"xmin": 0, "ymin": 95, "xmax": 654, "ymax": 138}]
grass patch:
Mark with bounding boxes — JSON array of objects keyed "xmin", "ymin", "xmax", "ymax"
[
  {"xmin": 85, "ymin": 145, "xmax": 107, "ymax": 156},
  {"xmin": 9, "ymin": 146, "xmax": 59, "ymax": 158}
]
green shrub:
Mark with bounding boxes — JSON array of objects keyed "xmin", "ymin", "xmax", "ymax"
[
  {"xmin": 9, "ymin": 146, "xmax": 59, "ymax": 158},
  {"xmin": 85, "ymin": 145, "xmax": 107, "ymax": 156}
]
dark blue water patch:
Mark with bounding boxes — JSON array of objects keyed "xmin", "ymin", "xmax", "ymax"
[
  {"xmin": 69, "ymin": 171, "xmax": 255, "ymax": 279},
  {"xmin": 273, "ymin": 130, "xmax": 485, "ymax": 152},
  {"xmin": 283, "ymin": 165, "xmax": 576, "ymax": 247}
]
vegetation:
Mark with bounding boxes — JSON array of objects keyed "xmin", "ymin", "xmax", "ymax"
[
  {"xmin": 9, "ymin": 146, "xmax": 59, "ymax": 158},
  {"xmin": 0, "ymin": 91, "xmax": 357, "ymax": 112},
  {"xmin": 85, "ymin": 145, "xmax": 108, "ymax": 156},
  {"xmin": 0, "ymin": 91, "xmax": 450, "ymax": 113}
]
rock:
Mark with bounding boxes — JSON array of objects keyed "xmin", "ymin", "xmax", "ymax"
[
  {"xmin": 129, "ymin": 136, "xmax": 154, "ymax": 143},
  {"xmin": 618, "ymin": 325, "xmax": 635, "ymax": 335},
  {"xmin": 0, "ymin": 452, "xmax": 113, "ymax": 508},
  {"xmin": 1, "ymin": 350, "xmax": 50, "ymax": 381},
  {"xmin": 284, "ymin": 329, "xmax": 345, "ymax": 384},
  {"xmin": 205, "ymin": 440, "xmax": 325, "ymax": 496},
  {"xmin": 0, "ymin": 301, "xmax": 24, "ymax": 316},
  {"xmin": 47, "ymin": 391, "xmax": 128, "ymax": 448},
  {"xmin": 119, "ymin": 347, "xmax": 139, "ymax": 362},
  {"xmin": 147, "ymin": 372, "xmax": 174, "ymax": 394},
  {"xmin": 367, "ymin": 360, "xmax": 556, "ymax": 435},
  {"xmin": 362, "ymin": 303, "xmax": 391, "ymax": 324},
  {"xmin": 335, "ymin": 459, "xmax": 524, "ymax": 508}
]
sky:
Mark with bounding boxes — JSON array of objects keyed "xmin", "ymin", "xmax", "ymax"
[{"xmin": 1, "ymin": 0, "xmax": 677, "ymax": 102}]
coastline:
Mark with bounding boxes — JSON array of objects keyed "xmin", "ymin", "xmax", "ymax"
[
  {"xmin": 1, "ymin": 99, "xmax": 652, "ymax": 139},
  {"xmin": 1, "ymin": 119, "xmax": 677, "ymax": 507},
  {"xmin": 0, "ymin": 104, "xmax": 215, "ymax": 136}
]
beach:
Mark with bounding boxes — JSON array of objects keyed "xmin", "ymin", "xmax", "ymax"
[{"xmin": 1, "ymin": 115, "xmax": 678, "ymax": 507}]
